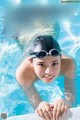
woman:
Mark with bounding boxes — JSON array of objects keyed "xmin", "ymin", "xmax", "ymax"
[{"xmin": 16, "ymin": 35, "xmax": 76, "ymax": 120}]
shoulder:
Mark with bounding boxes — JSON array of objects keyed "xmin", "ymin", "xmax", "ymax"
[
  {"xmin": 16, "ymin": 57, "xmax": 37, "ymax": 87},
  {"xmin": 61, "ymin": 54, "xmax": 76, "ymax": 79}
]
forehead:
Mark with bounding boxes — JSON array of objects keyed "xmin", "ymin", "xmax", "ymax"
[{"xmin": 33, "ymin": 56, "xmax": 61, "ymax": 63}]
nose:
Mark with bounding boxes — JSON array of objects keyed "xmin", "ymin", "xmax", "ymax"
[{"xmin": 45, "ymin": 67, "xmax": 53, "ymax": 75}]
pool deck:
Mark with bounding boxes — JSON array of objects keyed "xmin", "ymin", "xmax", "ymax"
[{"xmin": 7, "ymin": 107, "xmax": 80, "ymax": 120}]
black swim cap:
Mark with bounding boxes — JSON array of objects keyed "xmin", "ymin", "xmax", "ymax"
[{"xmin": 29, "ymin": 35, "xmax": 61, "ymax": 55}]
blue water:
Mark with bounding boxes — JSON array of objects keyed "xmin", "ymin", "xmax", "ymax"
[{"xmin": 0, "ymin": 0, "xmax": 80, "ymax": 118}]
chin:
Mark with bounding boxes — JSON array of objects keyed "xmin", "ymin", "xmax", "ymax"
[
  {"xmin": 45, "ymin": 81, "xmax": 52, "ymax": 84},
  {"xmin": 43, "ymin": 79, "xmax": 53, "ymax": 84}
]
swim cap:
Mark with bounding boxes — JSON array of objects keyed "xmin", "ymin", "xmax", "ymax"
[{"xmin": 29, "ymin": 35, "xmax": 61, "ymax": 56}]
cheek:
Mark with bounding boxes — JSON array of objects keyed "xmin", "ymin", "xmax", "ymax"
[
  {"xmin": 57, "ymin": 65, "xmax": 61, "ymax": 74},
  {"xmin": 54, "ymin": 65, "xmax": 61, "ymax": 74},
  {"xmin": 34, "ymin": 67, "xmax": 44, "ymax": 76}
]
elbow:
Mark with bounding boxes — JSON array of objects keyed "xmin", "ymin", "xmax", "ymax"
[{"xmin": 15, "ymin": 68, "xmax": 23, "ymax": 86}]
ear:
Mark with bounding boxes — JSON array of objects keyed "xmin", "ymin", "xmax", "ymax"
[
  {"xmin": 29, "ymin": 58, "xmax": 34, "ymax": 67},
  {"xmin": 29, "ymin": 58, "xmax": 33, "ymax": 63}
]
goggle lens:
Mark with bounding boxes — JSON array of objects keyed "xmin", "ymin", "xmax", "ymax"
[
  {"xmin": 36, "ymin": 51, "xmax": 46, "ymax": 58},
  {"xmin": 51, "ymin": 49, "xmax": 60, "ymax": 56},
  {"xmin": 30, "ymin": 49, "xmax": 61, "ymax": 58}
]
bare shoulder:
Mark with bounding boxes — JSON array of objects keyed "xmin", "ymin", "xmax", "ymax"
[
  {"xmin": 16, "ymin": 57, "xmax": 37, "ymax": 88},
  {"xmin": 60, "ymin": 54, "xmax": 76, "ymax": 79}
]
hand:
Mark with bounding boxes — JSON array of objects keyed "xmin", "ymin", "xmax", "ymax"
[
  {"xmin": 51, "ymin": 98, "xmax": 70, "ymax": 120},
  {"xmin": 35, "ymin": 101, "xmax": 53, "ymax": 120}
]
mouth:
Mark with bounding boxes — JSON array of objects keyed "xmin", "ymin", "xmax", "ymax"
[{"xmin": 43, "ymin": 75, "xmax": 55, "ymax": 81}]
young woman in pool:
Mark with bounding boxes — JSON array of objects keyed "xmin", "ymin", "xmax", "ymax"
[{"xmin": 16, "ymin": 35, "xmax": 76, "ymax": 120}]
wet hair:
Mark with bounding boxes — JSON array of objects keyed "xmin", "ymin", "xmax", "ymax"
[{"xmin": 29, "ymin": 35, "xmax": 61, "ymax": 55}]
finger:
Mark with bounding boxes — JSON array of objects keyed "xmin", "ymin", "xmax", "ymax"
[
  {"xmin": 45, "ymin": 107, "xmax": 53, "ymax": 119},
  {"xmin": 37, "ymin": 108, "xmax": 45, "ymax": 119},
  {"xmin": 42, "ymin": 103, "xmax": 53, "ymax": 119},
  {"xmin": 43, "ymin": 109, "xmax": 51, "ymax": 120},
  {"xmin": 53, "ymin": 104, "xmax": 58, "ymax": 120},
  {"xmin": 61, "ymin": 104, "xmax": 65, "ymax": 114},
  {"xmin": 58, "ymin": 104, "xmax": 68, "ymax": 120},
  {"xmin": 38, "ymin": 106, "xmax": 52, "ymax": 120},
  {"xmin": 50, "ymin": 104, "xmax": 54, "ymax": 111},
  {"xmin": 64, "ymin": 105, "xmax": 68, "ymax": 113},
  {"xmin": 58, "ymin": 105, "xmax": 68, "ymax": 120},
  {"xmin": 35, "ymin": 109, "xmax": 38, "ymax": 114},
  {"xmin": 56, "ymin": 103, "xmax": 62, "ymax": 119}
]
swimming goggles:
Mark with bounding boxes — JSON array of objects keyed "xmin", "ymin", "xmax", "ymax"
[{"xmin": 30, "ymin": 49, "xmax": 61, "ymax": 58}]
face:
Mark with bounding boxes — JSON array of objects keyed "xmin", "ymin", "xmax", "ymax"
[{"xmin": 31, "ymin": 55, "xmax": 61, "ymax": 84}]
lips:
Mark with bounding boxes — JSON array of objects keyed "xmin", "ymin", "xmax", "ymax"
[
  {"xmin": 45, "ymin": 77, "xmax": 53, "ymax": 80},
  {"xmin": 44, "ymin": 75, "xmax": 55, "ymax": 81}
]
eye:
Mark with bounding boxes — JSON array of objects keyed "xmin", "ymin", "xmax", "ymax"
[
  {"xmin": 38, "ymin": 64, "xmax": 45, "ymax": 67},
  {"xmin": 52, "ymin": 62, "xmax": 59, "ymax": 66}
]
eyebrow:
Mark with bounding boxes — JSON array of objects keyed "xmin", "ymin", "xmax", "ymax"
[
  {"xmin": 38, "ymin": 62, "xmax": 45, "ymax": 64},
  {"xmin": 51, "ymin": 60, "xmax": 59, "ymax": 63},
  {"xmin": 38, "ymin": 60, "xmax": 59, "ymax": 64}
]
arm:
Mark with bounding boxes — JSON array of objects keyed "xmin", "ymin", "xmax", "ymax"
[
  {"xmin": 64, "ymin": 58, "xmax": 76, "ymax": 106},
  {"xmin": 64, "ymin": 77, "xmax": 76, "ymax": 106},
  {"xmin": 23, "ymin": 84, "xmax": 42, "ymax": 110},
  {"xmin": 16, "ymin": 59, "xmax": 42, "ymax": 110}
]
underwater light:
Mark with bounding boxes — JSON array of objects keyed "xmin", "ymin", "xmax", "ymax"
[{"xmin": 63, "ymin": 21, "xmax": 71, "ymax": 28}]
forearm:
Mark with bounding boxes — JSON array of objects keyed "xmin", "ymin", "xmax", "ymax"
[
  {"xmin": 64, "ymin": 77, "xmax": 76, "ymax": 106},
  {"xmin": 23, "ymin": 84, "xmax": 42, "ymax": 110}
]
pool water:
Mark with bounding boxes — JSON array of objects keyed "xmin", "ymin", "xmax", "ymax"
[{"xmin": 0, "ymin": 0, "xmax": 80, "ymax": 117}]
